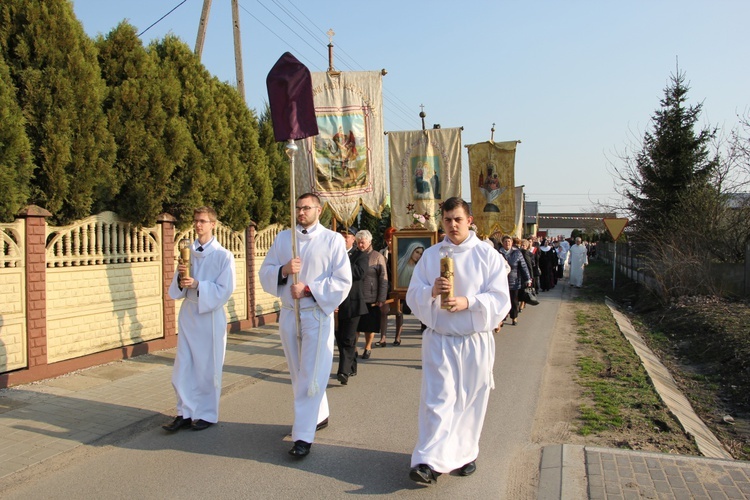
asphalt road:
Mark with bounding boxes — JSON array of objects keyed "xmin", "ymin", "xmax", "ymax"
[{"xmin": 1, "ymin": 287, "xmax": 565, "ymax": 499}]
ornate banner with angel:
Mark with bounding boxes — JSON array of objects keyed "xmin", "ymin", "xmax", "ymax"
[
  {"xmin": 467, "ymin": 140, "xmax": 518, "ymax": 238},
  {"xmin": 293, "ymin": 71, "xmax": 387, "ymax": 226}
]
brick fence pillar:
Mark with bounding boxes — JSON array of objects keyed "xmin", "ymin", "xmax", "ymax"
[
  {"xmin": 18, "ymin": 205, "xmax": 52, "ymax": 370},
  {"xmin": 246, "ymin": 222, "xmax": 257, "ymax": 327},
  {"xmin": 158, "ymin": 213, "xmax": 177, "ymax": 343}
]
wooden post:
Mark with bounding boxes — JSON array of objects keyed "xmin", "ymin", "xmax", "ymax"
[
  {"xmin": 230, "ymin": 0, "xmax": 245, "ymax": 102},
  {"xmin": 194, "ymin": 0, "xmax": 213, "ymax": 57}
]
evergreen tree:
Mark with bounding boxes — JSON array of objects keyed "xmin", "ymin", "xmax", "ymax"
[
  {"xmin": 622, "ymin": 71, "xmax": 717, "ymax": 237},
  {"xmin": 150, "ymin": 36, "xmax": 211, "ymax": 227},
  {"xmin": 0, "ymin": 0, "xmax": 116, "ymax": 224},
  {"xmin": 259, "ymin": 105, "xmax": 291, "ymax": 226},
  {"xmin": 213, "ymin": 84, "xmax": 272, "ymax": 230},
  {"xmin": 0, "ymin": 52, "xmax": 33, "ymax": 221},
  {"xmin": 96, "ymin": 22, "xmax": 190, "ymax": 227}
]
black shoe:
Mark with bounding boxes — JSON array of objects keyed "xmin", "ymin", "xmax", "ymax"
[
  {"xmin": 409, "ymin": 464, "xmax": 439, "ymax": 484},
  {"xmin": 393, "ymin": 340, "xmax": 401, "ymax": 346},
  {"xmin": 316, "ymin": 418, "xmax": 329, "ymax": 431},
  {"xmin": 337, "ymin": 373, "xmax": 349, "ymax": 385},
  {"xmin": 361, "ymin": 349, "xmax": 371, "ymax": 359},
  {"xmin": 162, "ymin": 416, "xmax": 191, "ymax": 432},
  {"xmin": 191, "ymin": 419, "xmax": 213, "ymax": 431},
  {"xmin": 457, "ymin": 461, "xmax": 476, "ymax": 476},
  {"xmin": 349, "ymin": 371, "xmax": 357, "ymax": 377},
  {"xmin": 289, "ymin": 440, "xmax": 311, "ymax": 457}
]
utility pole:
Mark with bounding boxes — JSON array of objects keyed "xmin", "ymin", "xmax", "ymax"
[
  {"xmin": 231, "ymin": 0, "xmax": 245, "ymax": 102},
  {"xmin": 195, "ymin": 0, "xmax": 246, "ymax": 103},
  {"xmin": 195, "ymin": 0, "xmax": 212, "ymax": 58}
]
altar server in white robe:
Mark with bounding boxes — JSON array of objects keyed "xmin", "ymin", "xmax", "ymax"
[
  {"xmin": 568, "ymin": 237, "xmax": 589, "ymax": 288},
  {"xmin": 407, "ymin": 197, "xmax": 510, "ymax": 485},
  {"xmin": 259, "ymin": 193, "xmax": 352, "ymax": 458},
  {"xmin": 164, "ymin": 206, "xmax": 236, "ymax": 432}
]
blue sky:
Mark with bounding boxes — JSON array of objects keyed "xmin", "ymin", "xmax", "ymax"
[{"xmin": 71, "ymin": 0, "xmax": 750, "ymax": 214}]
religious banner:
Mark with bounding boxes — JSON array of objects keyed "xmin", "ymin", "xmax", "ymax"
[
  {"xmin": 293, "ymin": 71, "xmax": 386, "ymax": 226},
  {"xmin": 467, "ymin": 140, "xmax": 518, "ymax": 238},
  {"xmin": 388, "ymin": 127, "xmax": 462, "ymax": 231}
]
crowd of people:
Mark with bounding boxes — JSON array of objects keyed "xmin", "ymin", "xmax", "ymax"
[{"xmin": 490, "ymin": 234, "xmax": 593, "ymax": 323}]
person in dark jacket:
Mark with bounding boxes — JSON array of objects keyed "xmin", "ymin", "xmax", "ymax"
[
  {"xmin": 517, "ymin": 238, "xmax": 535, "ymax": 312},
  {"xmin": 335, "ymin": 228, "xmax": 368, "ymax": 385},
  {"xmin": 498, "ymin": 235, "xmax": 532, "ymax": 325}
]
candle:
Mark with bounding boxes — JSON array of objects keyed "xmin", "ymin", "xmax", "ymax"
[{"xmin": 439, "ymin": 247, "xmax": 454, "ymax": 309}]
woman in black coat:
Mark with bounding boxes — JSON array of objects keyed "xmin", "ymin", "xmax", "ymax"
[{"xmin": 335, "ymin": 231, "xmax": 369, "ymax": 385}]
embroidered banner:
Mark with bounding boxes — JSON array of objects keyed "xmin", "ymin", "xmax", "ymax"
[
  {"xmin": 293, "ymin": 71, "xmax": 386, "ymax": 226},
  {"xmin": 467, "ymin": 140, "xmax": 518, "ymax": 238},
  {"xmin": 387, "ymin": 127, "xmax": 462, "ymax": 231}
]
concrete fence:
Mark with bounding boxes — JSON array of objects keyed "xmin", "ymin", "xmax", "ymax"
[{"xmin": 0, "ymin": 206, "xmax": 284, "ymax": 387}]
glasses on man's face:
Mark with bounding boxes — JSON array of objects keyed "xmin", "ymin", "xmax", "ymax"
[
  {"xmin": 193, "ymin": 219, "xmax": 214, "ymax": 225},
  {"xmin": 295, "ymin": 206, "xmax": 319, "ymax": 213}
]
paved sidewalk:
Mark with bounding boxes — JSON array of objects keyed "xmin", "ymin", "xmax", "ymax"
[{"xmin": 0, "ymin": 324, "xmax": 286, "ymax": 480}]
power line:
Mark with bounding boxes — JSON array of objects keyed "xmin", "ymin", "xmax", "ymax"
[
  {"xmin": 238, "ymin": 3, "xmax": 323, "ymax": 71},
  {"xmin": 137, "ymin": 0, "xmax": 188, "ymax": 37},
  {"xmin": 252, "ymin": 0, "xmax": 327, "ymax": 67}
]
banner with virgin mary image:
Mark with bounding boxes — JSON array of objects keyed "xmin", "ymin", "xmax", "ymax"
[
  {"xmin": 388, "ymin": 127, "xmax": 462, "ymax": 231},
  {"xmin": 467, "ymin": 140, "xmax": 519, "ymax": 238},
  {"xmin": 293, "ymin": 71, "xmax": 387, "ymax": 226}
]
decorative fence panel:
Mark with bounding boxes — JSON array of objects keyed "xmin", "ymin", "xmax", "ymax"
[
  {"xmin": 0, "ymin": 220, "xmax": 27, "ymax": 372},
  {"xmin": 253, "ymin": 224, "xmax": 284, "ymax": 317},
  {"xmin": 174, "ymin": 223, "xmax": 247, "ymax": 328},
  {"xmin": 45, "ymin": 213, "xmax": 163, "ymax": 363}
]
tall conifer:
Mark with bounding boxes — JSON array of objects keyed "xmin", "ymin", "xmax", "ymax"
[
  {"xmin": 0, "ymin": 52, "xmax": 32, "ymax": 221},
  {"xmin": 0, "ymin": 0, "xmax": 116, "ymax": 223},
  {"xmin": 96, "ymin": 22, "xmax": 190, "ymax": 227},
  {"xmin": 259, "ymin": 105, "xmax": 291, "ymax": 226},
  {"xmin": 624, "ymin": 71, "xmax": 717, "ymax": 237}
]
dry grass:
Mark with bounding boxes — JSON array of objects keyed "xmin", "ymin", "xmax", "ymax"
[{"xmin": 579, "ymin": 260, "xmax": 750, "ymax": 460}]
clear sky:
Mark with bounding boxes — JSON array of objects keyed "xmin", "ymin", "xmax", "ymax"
[{"xmin": 71, "ymin": 0, "xmax": 750, "ymax": 214}]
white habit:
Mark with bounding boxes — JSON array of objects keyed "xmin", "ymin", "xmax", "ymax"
[
  {"xmin": 406, "ymin": 231, "xmax": 510, "ymax": 473},
  {"xmin": 259, "ymin": 222, "xmax": 352, "ymax": 443},
  {"xmin": 168, "ymin": 238, "xmax": 236, "ymax": 423},
  {"xmin": 568, "ymin": 243, "xmax": 589, "ymax": 287}
]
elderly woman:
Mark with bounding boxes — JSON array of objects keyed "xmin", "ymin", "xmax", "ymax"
[{"xmin": 355, "ymin": 230, "xmax": 389, "ymax": 358}]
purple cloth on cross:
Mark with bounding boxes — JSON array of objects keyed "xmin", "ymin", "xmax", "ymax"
[{"xmin": 266, "ymin": 52, "xmax": 319, "ymax": 142}]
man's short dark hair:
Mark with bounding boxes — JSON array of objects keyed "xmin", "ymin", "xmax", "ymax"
[
  {"xmin": 297, "ymin": 193, "xmax": 321, "ymax": 206},
  {"xmin": 441, "ymin": 197, "xmax": 471, "ymax": 216}
]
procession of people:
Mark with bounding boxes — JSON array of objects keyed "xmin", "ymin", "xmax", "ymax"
[{"xmin": 165, "ymin": 200, "xmax": 592, "ymax": 484}]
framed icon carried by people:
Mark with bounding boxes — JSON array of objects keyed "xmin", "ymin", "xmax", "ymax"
[{"xmin": 391, "ymin": 230, "xmax": 438, "ymax": 293}]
